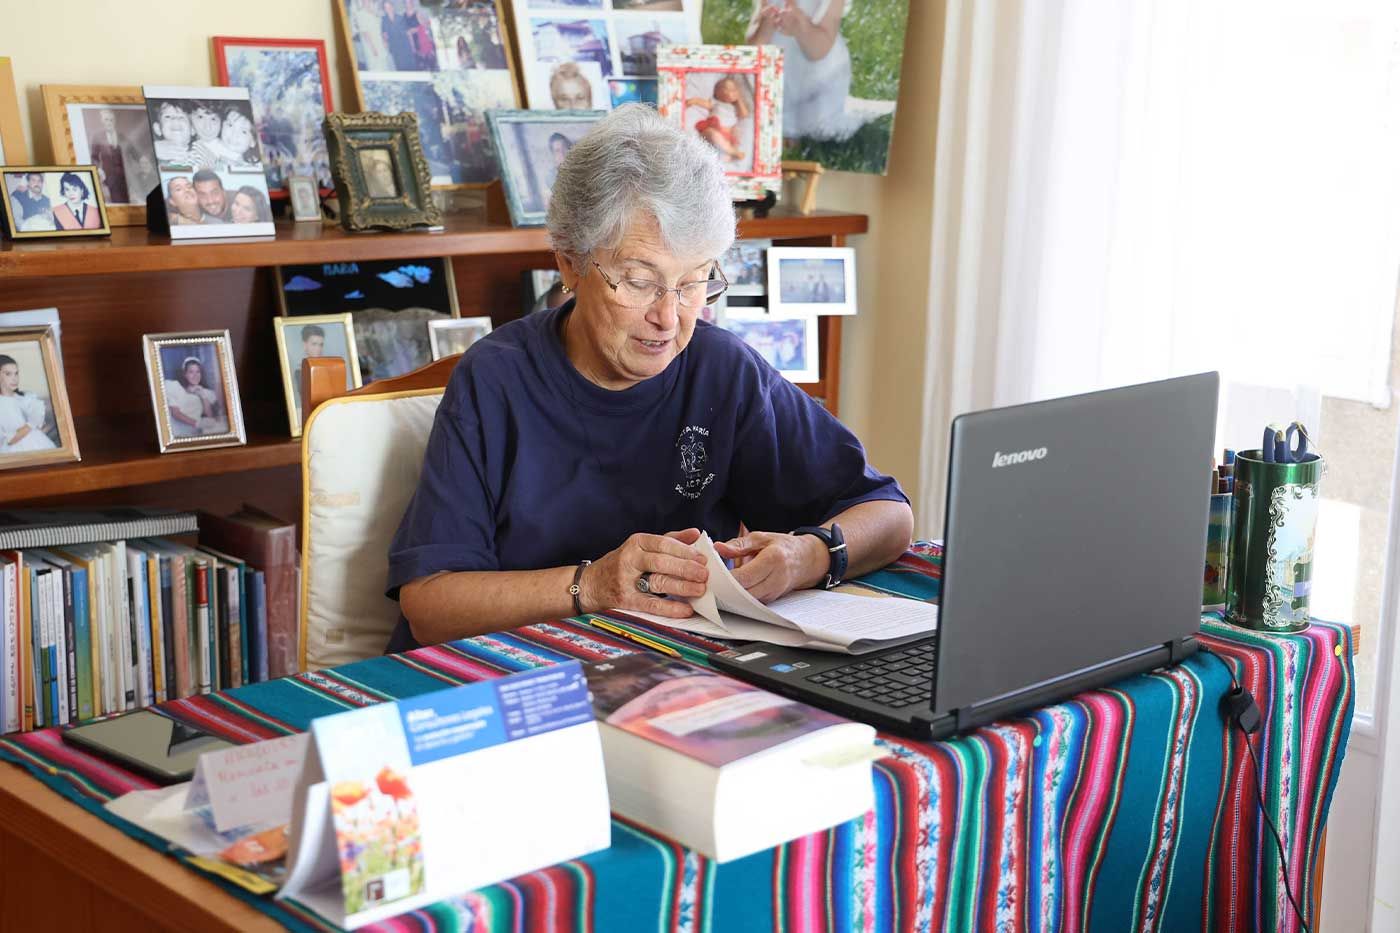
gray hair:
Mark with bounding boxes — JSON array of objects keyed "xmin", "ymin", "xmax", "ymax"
[{"xmin": 546, "ymin": 104, "xmax": 736, "ymax": 264}]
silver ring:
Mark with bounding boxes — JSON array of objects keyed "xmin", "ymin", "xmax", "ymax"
[{"xmin": 635, "ymin": 572, "xmax": 656, "ymax": 595}]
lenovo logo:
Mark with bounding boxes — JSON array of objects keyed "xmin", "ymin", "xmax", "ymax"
[{"xmin": 992, "ymin": 447, "xmax": 1048, "ymax": 468}]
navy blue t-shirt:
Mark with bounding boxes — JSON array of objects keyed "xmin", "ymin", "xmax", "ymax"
[{"xmin": 385, "ymin": 302, "xmax": 907, "ymax": 651}]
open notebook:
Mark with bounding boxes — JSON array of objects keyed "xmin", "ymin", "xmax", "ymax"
[{"xmin": 615, "ymin": 533, "xmax": 937, "ymax": 654}]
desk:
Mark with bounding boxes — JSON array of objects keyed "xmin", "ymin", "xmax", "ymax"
[{"xmin": 0, "ymin": 545, "xmax": 1353, "ymax": 932}]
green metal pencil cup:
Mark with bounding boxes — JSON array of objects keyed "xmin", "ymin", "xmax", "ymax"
[{"xmin": 1227, "ymin": 450, "xmax": 1324, "ymax": 633}]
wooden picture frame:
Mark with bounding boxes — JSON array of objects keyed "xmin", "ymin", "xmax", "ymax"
[
  {"xmin": 41, "ymin": 84, "xmax": 157, "ymax": 226},
  {"xmin": 657, "ymin": 44, "xmax": 783, "ymax": 202},
  {"xmin": 142, "ymin": 330, "xmax": 247, "ymax": 454},
  {"xmin": 273, "ymin": 313, "xmax": 362, "ymax": 437},
  {"xmin": 0, "ymin": 325, "xmax": 80, "ymax": 472},
  {"xmin": 332, "ymin": 0, "xmax": 521, "ymax": 190},
  {"xmin": 485, "ymin": 109, "xmax": 606, "ymax": 227},
  {"xmin": 0, "ymin": 57, "xmax": 29, "ymax": 165},
  {"xmin": 2, "ymin": 166, "xmax": 112, "ymax": 239},
  {"xmin": 324, "ymin": 112, "xmax": 442, "ymax": 231},
  {"xmin": 211, "ymin": 36, "xmax": 334, "ymax": 199}
]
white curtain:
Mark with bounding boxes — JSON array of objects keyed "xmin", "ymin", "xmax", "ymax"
[{"xmin": 918, "ymin": 0, "xmax": 1400, "ymax": 534}]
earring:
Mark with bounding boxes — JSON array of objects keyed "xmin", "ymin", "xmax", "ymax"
[{"xmin": 561, "ymin": 283, "xmax": 572, "ymax": 294}]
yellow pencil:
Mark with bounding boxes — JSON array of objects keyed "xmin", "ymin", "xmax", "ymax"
[{"xmin": 587, "ymin": 617, "xmax": 681, "ymax": 658}]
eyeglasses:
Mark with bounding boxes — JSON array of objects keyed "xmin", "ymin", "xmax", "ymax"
[{"xmin": 591, "ymin": 261, "xmax": 729, "ymax": 310}]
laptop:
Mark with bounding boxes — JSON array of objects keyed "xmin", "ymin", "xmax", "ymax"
[{"xmin": 712, "ymin": 372, "xmax": 1219, "ymax": 740}]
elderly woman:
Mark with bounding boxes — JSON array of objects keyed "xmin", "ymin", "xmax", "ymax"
[{"xmin": 387, "ymin": 105, "xmax": 911, "ymax": 651}]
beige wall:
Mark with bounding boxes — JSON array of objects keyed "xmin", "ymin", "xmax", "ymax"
[
  {"xmin": 817, "ymin": 1, "xmax": 945, "ymax": 529},
  {"xmin": 3, "ymin": 0, "xmax": 355, "ymax": 164}
]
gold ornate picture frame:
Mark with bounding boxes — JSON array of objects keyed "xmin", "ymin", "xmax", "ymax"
[
  {"xmin": 0, "ymin": 325, "xmax": 80, "ymax": 472},
  {"xmin": 324, "ymin": 111, "xmax": 442, "ymax": 231},
  {"xmin": 41, "ymin": 84, "xmax": 157, "ymax": 226},
  {"xmin": 142, "ymin": 330, "xmax": 247, "ymax": 454}
]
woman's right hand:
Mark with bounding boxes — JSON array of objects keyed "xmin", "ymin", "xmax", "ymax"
[{"xmin": 580, "ymin": 529, "xmax": 709, "ymax": 618}]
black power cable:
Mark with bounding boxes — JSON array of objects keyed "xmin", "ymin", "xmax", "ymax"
[{"xmin": 1197, "ymin": 646, "xmax": 1310, "ymax": 933}]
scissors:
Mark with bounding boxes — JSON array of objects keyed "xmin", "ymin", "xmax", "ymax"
[{"xmin": 1262, "ymin": 421, "xmax": 1310, "ymax": 463}]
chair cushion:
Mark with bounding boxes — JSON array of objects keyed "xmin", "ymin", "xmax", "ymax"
[{"xmin": 303, "ymin": 391, "xmax": 442, "ymax": 670}]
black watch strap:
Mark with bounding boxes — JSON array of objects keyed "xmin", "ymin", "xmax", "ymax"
[{"xmin": 791, "ymin": 523, "xmax": 847, "ymax": 589}]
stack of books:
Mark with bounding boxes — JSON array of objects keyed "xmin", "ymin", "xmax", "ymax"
[{"xmin": 0, "ymin": 506, "xmax": 299, "ymax": 733}]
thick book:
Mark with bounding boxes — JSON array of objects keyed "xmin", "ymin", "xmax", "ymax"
[
  {"xmin": 197, "ymin": 507, "xmax": 298, "ymax": 679},
  {"xmin": 583, "ymin": 653, "xmax": 881, "ymax": 863},
  {"xmin": 623, "ymin": 533, "xmax": 936, "ymax": 655},
  {"xmin": 0, "ymin": 508, "xmax": 197, "ymax": 551}
]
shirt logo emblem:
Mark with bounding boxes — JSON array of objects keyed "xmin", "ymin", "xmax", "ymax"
[{"xmin": 675, "ymin": 425, "xmax": 715, "ymax": 499}]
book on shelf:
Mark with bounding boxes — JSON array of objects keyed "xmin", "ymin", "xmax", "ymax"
[
  {"xmin": 0, "ymin": 507, "xmax": 197, "ymax": 550},
  {"xmin": 583, "ymin": 652, "xmax": 883, "ymax": 863},
  {"xmin": 624, "ymin": 532, "xmax": 936, "ymax": 654},
  {"xmin": 197, "ymin": 507, "xmax": 298, "ymax": 679}
]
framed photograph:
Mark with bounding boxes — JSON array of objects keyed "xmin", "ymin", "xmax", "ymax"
[
  {"xmin": 0, "ymin": 58, "xmax": 27, "ymax": 165},
  {"xmin": 143, "ymin": 330, "xmax": 246, "ymax": 453},
  {"xmin": 142, "ymin": 85, "xmax": 276, "ymax": 240},
  {"xmin": 658, "ymin": 44, "xmax": 783, "ymax": 201},
  {"xmin": 324, "ymin": 111, "xmax": 442, "ymax": 231},
  {"xmin": 701, "ymin": 0, "xmax": 909, "ymax": 175},
  {"xmin": 41, "ymin": 85, "xmax": 157, "ymax": 227},
  {"xmin": 2, "ymin": 166, "xmax": 112, "ymax": 239},
  {"xmin": 485, "ymin": 109, "xmax": 606, "ymax": 226},
  {"xmin": 718, "ymin": 309, "xmax": 819, "ymax": 383},
  {"xmin": 521, "ymin": 268, "xmax": 566, "ymax": 314},
  {"xmin": 212, "ymin": 37, "xmax": 334, "ymax": 198},
  {"xmin": 0, "ymin": 325, "xmax": 79, "ymax": 472},
  {"xmin": 273, "ymin": 314, "xmax": 362, "ymax": 437},
  {"xmin": 719, "ymin": 238, "xmax": 769, "ymax": 297},
  {"xmin": 428, "ymin": 316, "xmax": 493, "ymax": 360},
  {"xmin": 767, "ymin": 246, "xmax": 856, "ymax": 316},
  {"xmin": 288, "ymin": 175, "xmax": 322, "ymax": 222},
  {"xmin": 335, "ymin": 0, "xmax": 521, "ymax": 188},
  {"xmin": 510, "ymin": 0, "xmax": 701, "ymax": 110}
]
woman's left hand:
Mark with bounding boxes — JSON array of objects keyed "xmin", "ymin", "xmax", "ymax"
[{"xmin": 714, "ymin": 531, "xmax": 828, "ymax": 604}]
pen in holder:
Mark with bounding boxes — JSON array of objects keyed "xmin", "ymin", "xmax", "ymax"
[
  {"xmin": 1227, "ymin": 448, "xmax": 1324, "ymax": 633},
  {"xmin": 1203, "ymin": 492, "xmax": 1232, "ymax": 609}
]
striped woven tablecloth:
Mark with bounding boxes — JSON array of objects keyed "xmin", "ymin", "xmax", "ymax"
[{"xmin": 0, "ymin": 544, "xmax": 1353, "ymax": 932}]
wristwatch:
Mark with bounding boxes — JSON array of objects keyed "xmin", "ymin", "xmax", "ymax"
[{"xmin": 791, "ymin": 523, "xmax": 847, "ymax": 590}]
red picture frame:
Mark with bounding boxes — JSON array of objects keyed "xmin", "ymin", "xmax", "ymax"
[{"xmin": 211, "ymin": 36, "xmax": 334, "ymax": 199}]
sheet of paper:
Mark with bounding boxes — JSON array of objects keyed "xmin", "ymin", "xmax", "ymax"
[
  {"xmin": 763, "ymin": 589, "xmax": 937, "ymax": 646},
  {"xmin": 188, "ymin": 732, "xmax": 308, "ymax": 832},
  {"xmin": 692, "ymin": 532, "xmax": 800, "ymax": 631}
]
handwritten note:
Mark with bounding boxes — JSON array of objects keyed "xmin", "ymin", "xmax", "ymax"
[{"xmin": 187, "ymin": 733, "xmax": 309, "ymax": 832}]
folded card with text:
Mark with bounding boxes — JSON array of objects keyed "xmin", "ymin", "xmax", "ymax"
[
  {"xmin": 277, "ymin": 661, "xmax": 610, "ymax": 929},
  {"xmin": 619, "ymin": 533, "xmax": 936, "ymax": 654}
]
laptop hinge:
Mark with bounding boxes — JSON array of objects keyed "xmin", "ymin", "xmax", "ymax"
[
  {"xmin": 1165, "ymin": 635, "xmax": 1196, "ymax": 666},
  {"xmin": 953, "ymin": 706, "xmax": 976, "ymax": 734}
]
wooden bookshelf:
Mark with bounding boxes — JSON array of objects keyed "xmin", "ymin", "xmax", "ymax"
[
  {"xmin": 0, "ymin": 210, "xmax": 868, "ymax": 278},
  {"xmin": 0, "ymin": 207, "xmax": 866, "ymax": 513}
]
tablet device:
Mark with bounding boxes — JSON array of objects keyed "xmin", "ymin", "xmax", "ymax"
[{"xmin": 62, "ymin": 710, "xmax": 234, "ymax": 784}]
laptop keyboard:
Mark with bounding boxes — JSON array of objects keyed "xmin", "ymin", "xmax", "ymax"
[{"xmin": 805, "ymin": 641, "xmax": 937, "ymax": 708}]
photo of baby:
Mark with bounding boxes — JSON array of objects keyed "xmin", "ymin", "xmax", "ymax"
[{"xmin": 684, "ymin": 72, "xmax": 754, "ymax": 171}]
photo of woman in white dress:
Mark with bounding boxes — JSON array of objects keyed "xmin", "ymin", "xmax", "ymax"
[
  {"xmin": 0, "ymin": 353, "xmax": 57, "ymax": 454},
  {"xmin": 162, "ymin": 354, "xmax": 228, "ymax": 438}
]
